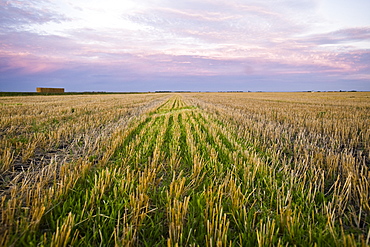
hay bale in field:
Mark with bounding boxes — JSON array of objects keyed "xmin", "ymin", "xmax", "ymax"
[{"xmin": 36, "ymin": 87, "xmax": 64, "ymax": 93}]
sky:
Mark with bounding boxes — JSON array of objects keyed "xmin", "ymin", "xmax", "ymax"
[{"xmin": 0, "ymin": 0, "xmax": 369, "ymax": 92}]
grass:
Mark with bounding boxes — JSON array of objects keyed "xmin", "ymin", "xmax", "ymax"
[{"xmin": 0, "ymin": 92, "xmax": 369, "ymax": 246}]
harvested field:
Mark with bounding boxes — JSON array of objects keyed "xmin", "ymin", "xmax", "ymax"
[{"xmin": 1, "ymin": 92, "xmax": 369, "ymax": 246}]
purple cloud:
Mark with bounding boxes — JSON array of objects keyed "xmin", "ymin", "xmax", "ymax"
[
  {"xmin": 0, "ymin": 1, "xmax": 69, "ymax": 31},
  {"xmin": 300, "ymin": 27, "xmax": 370, "ymax": 45},
  {"xmin": 0, "ymin": 0, "xmax": 369, "ymax": 92}
]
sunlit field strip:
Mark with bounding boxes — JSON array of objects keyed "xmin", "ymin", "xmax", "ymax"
[
  {"xmin": 1, "ymin": 93, "xmax": 369, "ymax": 246},
  {"xmin": 0, "ymin": 94, "xmax": 169, "ymax": 246},
  {"xmin": 185, "ymin": 92, "xmax": 370, "ymax": 246}
]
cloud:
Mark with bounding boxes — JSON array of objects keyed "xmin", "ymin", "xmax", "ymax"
[
  {"xmin": 0, "ymin": 1, "xmax": 70, "ymax": 32},
  {"xmin": 300, "ymin": 27, "xmax": 370, "ymax": 45},
  {"xmin": 122, "ymin": 1, "xmax": 301, "ymax": 46},
  {"xmin": 0, "ymin": 0, "xmax": 369, "ymax": 92}
]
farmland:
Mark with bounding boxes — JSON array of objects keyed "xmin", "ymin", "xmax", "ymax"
[{"xmin": 0, "ymin": 92, "xmax": 369, "ymax": 246}]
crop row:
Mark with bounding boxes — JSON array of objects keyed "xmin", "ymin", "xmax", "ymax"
[
  {"xmin": 1, "ymin": 93, "xmax": 369, "ymax": 246},
  {"xmin": 0, "ymin": 94, "xmax": 168, "ymax": 246}
]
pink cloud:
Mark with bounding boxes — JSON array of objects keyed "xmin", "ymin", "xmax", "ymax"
[
  {"xmin": 0, "ymin": 51, "xmax": 63, "ymax": 74},
  {"xmin": 1, "ymin": 0, "xmax": 369, "ymax": 92}
]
